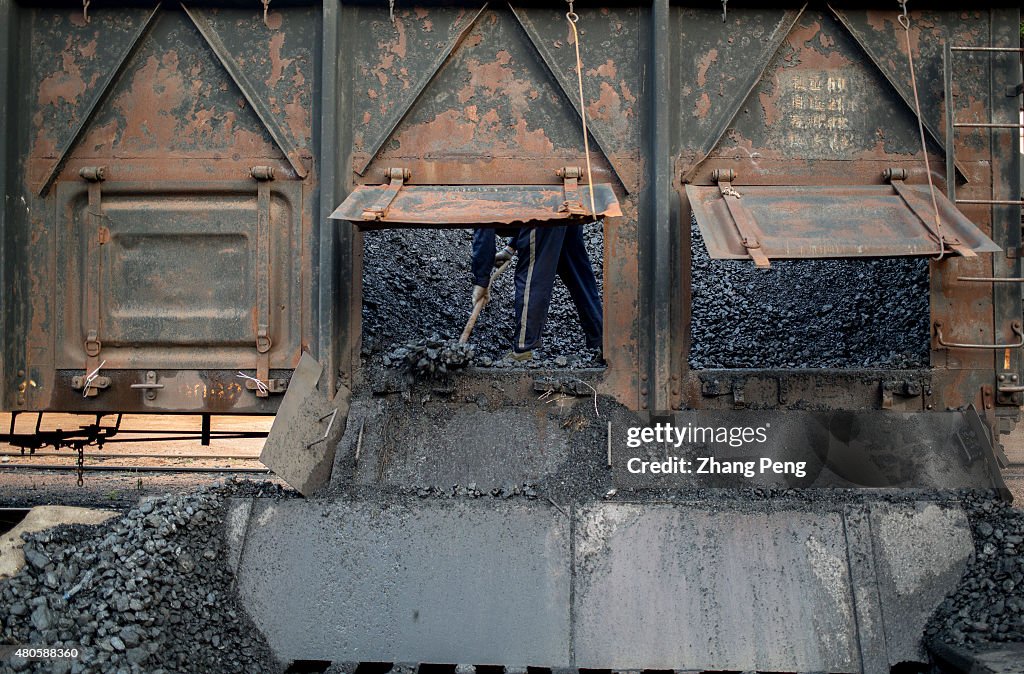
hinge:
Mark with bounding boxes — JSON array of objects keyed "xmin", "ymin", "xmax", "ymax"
[
  {"xmin": 712, "ymin": 169, "xmax": 770, "ymax": 269},
  {"xmin": 556, "ymin": 166, "xmax": 588, "ymax": 216},
  {"xmin": 362, "ymin": 167, "xmax": 409, "ymax": 221},
  {"xmin": 881, "ymin": 379, "xmax": 923, "ymax": 410},
  {"xmin": 996, "ymin": 371, "xmax": 1024, "ymax": 406}
]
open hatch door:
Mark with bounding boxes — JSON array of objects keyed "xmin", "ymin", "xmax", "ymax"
[
  {"xmin": 687, "ymin": 170, "xmax": 1000, "ymax": 268},
  {"xmin": 330, "ymin": 168, "xmax": 622, "ymax": 229}
]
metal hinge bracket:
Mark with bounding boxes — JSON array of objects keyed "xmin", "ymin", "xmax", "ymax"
[
  {"xmin": 362, "ymin": 167, "xmax": 409, "ymax": 221},
  {"xmin": 712, "ymin": 169, "xmax": 770, "ymax": 269},
  {"xmin": 557, "ymin": 166, "xmax": 588, "ymax": 216},
  {"xmin": 996, "ymin": 371, "xmax": 1024, "ymax": 406},
  {"xmin": 71, "ymin": 373, "xmax": 110, "ymax": 397},
  {"xmin": 881, "ymin": 379, "xmax": 924, "ymax": 410}
]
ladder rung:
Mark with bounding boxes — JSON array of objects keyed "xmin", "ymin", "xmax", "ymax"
[
  {"xmin": 953, "ymin": 122, "xmax": 1024, "ymax": 129},
  {"xmin": 959, "ymin": 277, "xmax": 1024, "ymax": 283},
  {"xmin": 956, "ymin": 199, "xmax": 1024, "ymax": 206},
  {"xmin": 950, "ymin": 47, "xmax": 1024, "ymax": 53}
]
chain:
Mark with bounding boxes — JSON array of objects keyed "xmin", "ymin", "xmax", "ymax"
[
  {"xmin": 77, "ymin": 445, "xmax": 84, "ymax": 487},
  {"xmin": 262, "ymin": 0, "xmax": 271, "ymax": 27},
  {"xmin": 83, "ymin": 0, "xmax": 90, "ymax": 24},
  {"xmin": 897, "ymin": 0, "xmax": 946, "ymax": 259},
  {"xmin": 566, "ymin": 8, "xmax": 597, "ymax": 217},
  {"xmin": 389, "ymin": 0, "xmax": 396, "ymax": 24},
  {"xmin": 721, "ymin": 0, "xmax": 728, "ymax": 23}
]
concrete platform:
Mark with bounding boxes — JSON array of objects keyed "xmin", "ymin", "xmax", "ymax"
[{"xmin": 231, "ymin": 497, "xmax": 973, "ymax": 673}]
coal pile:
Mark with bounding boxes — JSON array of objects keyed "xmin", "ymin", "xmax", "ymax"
[
  {"xmin": 689, "ymin": 217, "xmax": 930, "ymax": 369},
  {"xmin": 926, "ymin": 492, "xmax": 1024, "ymax": 650},
  {"xmin": 0, "ymin": 488, "xmax": 276, "ymax": 673},
  {"xmin": 362, "ymin": 226, "xmax": 604, "ymax": 368},
  {"xmin": 386, "ymin": 335, "xmax": 474, "ymax": 380}
]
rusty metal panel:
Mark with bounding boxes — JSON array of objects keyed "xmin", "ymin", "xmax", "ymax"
[
  {"xmin": 688, "ymin": 183, "xmax": 1000, "ymax": 260},
  {"xmin": 54, "ymin": 179, "xmax": 303, "ymax": 370},
  {"xmin": 331, "ymin": 183, "xmax": 622, "ymax": 228},
  {"xmin": 9, "ymin": 3, "xmax": 321, "ymax": 412},
  {"xmin": 348, "ymin": 4, "xmax": 621, "ymax": 186}
]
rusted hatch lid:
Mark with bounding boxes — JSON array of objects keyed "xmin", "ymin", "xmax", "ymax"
[
  {"xmin": 687, "ymin": 183, "xmax": 1001, "ymax": 265},
  {"xmin": 330, "ymin": 183, "xmax": 623, "ymax": 229}
]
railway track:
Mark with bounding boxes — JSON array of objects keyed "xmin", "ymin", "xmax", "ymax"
[{"xmin": 0, "ymin": 413, "xmax": 273, "ymax": 483}]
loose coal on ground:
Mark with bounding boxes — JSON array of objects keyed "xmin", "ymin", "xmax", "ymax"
[
  {"xmin": 689, "ymin": 218, "xmax": 930, "ymax": 369},
  {"xmin": 362, "ymin": 226, "xmax": 605, "ymax": 369},
  {"xmin": 926, "ymin": 492, "xmax": 1024, "ymax": 653},
  {"xmin": 0, "ymin": 482, "xmax": 288, "ymax": 673}
]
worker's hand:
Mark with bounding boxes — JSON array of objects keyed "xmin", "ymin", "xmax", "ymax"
[
  {"xmin": 472, "ymin": 285, "xmax": 489, "ymax": 305},
  {"xmin": 495, "ymin": 246, "xmax": 515, "ymax": 266}
]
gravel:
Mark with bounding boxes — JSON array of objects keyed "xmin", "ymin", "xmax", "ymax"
[
  {"xmin": 689, "ymin": 217, "xmax": 930, "ymax": 369},
  {"xmin": 926, "ymin": 492, "xmax": 1024, "ymax": 650},
  {"xmin": 0, "ymin": 486, "xmax": 279, "ymax": 673},
  {"xmin": 362, "ymin": 226, "xmax": 605, "ymax": 369}
]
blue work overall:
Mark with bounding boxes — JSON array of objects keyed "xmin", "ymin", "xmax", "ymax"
[{"xmin": 512, "ymin": 224, "xmax": 603, "ymax": 354}]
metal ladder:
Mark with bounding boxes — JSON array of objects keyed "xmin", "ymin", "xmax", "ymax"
[{"xmin": 942, "ymin": 43, "xmax": 1024, "ymax": 209}]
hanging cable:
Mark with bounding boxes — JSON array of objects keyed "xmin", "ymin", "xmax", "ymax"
[
  {"xmin": 898, "ymin": 0, "xmax": 947, "ymax": 260},
  {"xmin": 566, "ymin": 2, "xmax": 597, "ymax": 217}
]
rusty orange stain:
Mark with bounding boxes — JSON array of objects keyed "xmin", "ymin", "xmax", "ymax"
[
  {"xmin": 696, "ymin": 48, "xmax": 718, "ymax": 88},
  {"xmin": 620, "ymin": 81, "xmax": 636, "ymax": 105},
  {"xmin": 587, "ymin": 59, "xmax": 617, "ymax": 80},
  {"xmin": 265, "ymin": 32, "xmax": 294, "ymax": 89},
  {"xmin": 694, "ymin": 92, "xmax": 711, "ymax": 119},
  {"xmin": 265, "ymin": 11, "xmax": 284, "ymax": 31},
  {"xmin": 37, "ymin": 38, "xmax": 86, "ymax": 108},
  {"xmin": 284, "ymin": 93, "xmax": 311, "ymax": 145}
]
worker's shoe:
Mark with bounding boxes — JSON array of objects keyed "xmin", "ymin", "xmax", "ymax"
[
  {"xmin": 506, "ymin": 349, "xmax": 533, "ymax": 363},
  {"xmin": 495, "ymin": 245, "xmax": 516, "ymax": 266}
]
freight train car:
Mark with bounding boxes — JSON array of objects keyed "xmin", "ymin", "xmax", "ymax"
[{"xmin": 1, "ymin": 1, "xmax": 1020, "ymax": 428}]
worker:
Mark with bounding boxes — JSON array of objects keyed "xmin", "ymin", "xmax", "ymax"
[
  {"xmin": 470, "ymin": 229, "xmax": 515, "ymax": 306},
  {"xmin": 508, "ymin": 223, "xmax": 603, "ymax": 362}
]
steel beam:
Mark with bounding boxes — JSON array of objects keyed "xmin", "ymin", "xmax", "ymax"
[{"xmin": 0, "ymin": 0, "xmax": 12, "ymax": 406}]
